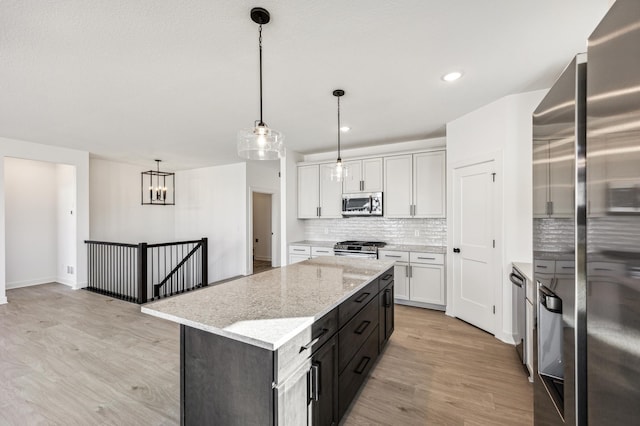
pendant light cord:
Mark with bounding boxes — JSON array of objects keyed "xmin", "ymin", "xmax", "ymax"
[
  {"xmin": 337, "ymin": 96, "xmax": 341, "ymax": 161},
  {"xmin": 258, "ymin": 25, "xmax": 264, "ymax": 126}
]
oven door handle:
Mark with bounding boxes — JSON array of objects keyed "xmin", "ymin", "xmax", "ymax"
[
  {"xmin": 539, "ymin": 285, "xmax": 562, "ymax": 314},
  {"xmin": 510, "ymin": 272, "xmax": 524, "ymax": 287}
]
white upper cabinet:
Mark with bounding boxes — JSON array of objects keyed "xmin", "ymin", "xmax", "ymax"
[
  {"xmin": 384, "ymin": 155, "xmax": 413, "ymax": 217},
  {"xmin": 298, "ymin": 165, "xmax": 320, "ymax": 219},
  {"xmin": 319, "ymin": 164, "xmax": 343, "ymax": 218},
  {"xmin": 297, "ymin": 164, "xmax": 342, "ymax": 219},
  {"xmin": 533, "ymin": 140, "xmax": 574, "ymax": 218},
  {"xmin": 384, "ymin": 151, "xmax": 445, "ymax": 218},
  {"xmin": 342, "ymin": 158, "xmax": 383, "ymax": 193},
  {"xmin": 413, "ymin": 152, "xmax": 445, "ymax": 218}
]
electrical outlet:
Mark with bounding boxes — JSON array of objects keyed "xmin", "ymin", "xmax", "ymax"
[
  {"xmin": 414, "ymin": 230, "xmax": 420, "ymax": 237},
  {"xmin": 67, "ymin": 266, "xmax": 74, "ymax": 274}
]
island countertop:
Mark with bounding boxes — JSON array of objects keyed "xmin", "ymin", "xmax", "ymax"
[{"xmin": 141, "ymin": 256, "xmax": 395, "ymax": 351}]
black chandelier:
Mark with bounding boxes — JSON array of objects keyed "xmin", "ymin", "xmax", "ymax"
[{"xmin": 141, "ymin": 160, "xmax": 175, "ymax": 205}]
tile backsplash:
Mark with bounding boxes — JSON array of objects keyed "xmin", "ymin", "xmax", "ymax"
[{"xmin": 303, "ymin": 218, "xmax": 447, "ymax": 246}]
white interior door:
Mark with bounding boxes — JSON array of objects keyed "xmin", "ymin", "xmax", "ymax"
[{"xmin": 452, "ymin": 160, "xmax": 496, "ymax": 334}]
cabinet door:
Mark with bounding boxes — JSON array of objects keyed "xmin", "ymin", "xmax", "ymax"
[
  {"xmin": 533, "ymin": 140, "xmax": 549, "ymax": 217},
  {"xmin": 413, "ymin": 151, "xmax": 445, "ymax": 218},
  {"xmin": 393, "ymin": 263, "xmax": 409, "ymax": 300},
  {"xmin": 410, "ymin": 264, "xmax": 444, "ymax": 305},
  {"xmin": 548, "ymin": 139, "xmax": 574, "ymax": 217},
  {"xmin": 275, "ymin": 359, "xmax": 311, "ymax": 426},
  {"xmin": 319, "ymin": 164, "xmax": 343, "ymax": 218},
  {"xmin": 298, "ymin": 165, "xmax": 319, "ymax": 219},
  {"xmin": 362, "ymin": 158, "xmax": 383, "ymax": 192},
  {"xmin": 310, "ymin": 338, "xmax": 338, "ymax": 426},
  {"xmin": 384, "ymin": 155, "xmax": 412, "ymax": 218},
  {"xmin": 379, "ymin": 283, "xmax": 394, "ymax": 351},
  {"xmin": 342, "ymin": 160, "xmax": 362, "ymax": 193}
]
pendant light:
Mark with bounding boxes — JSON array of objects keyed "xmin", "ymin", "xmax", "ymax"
[
  {"xmin": 330, "ymin": 89, "xmax": 349, "ymax": 182},
  {"xmin": 141, "ymin": 160, "xmax": 175, "ymax": 205},
  {"xmin": 237, "ymin": 7, "xmax": 284, "ymax": 161}
]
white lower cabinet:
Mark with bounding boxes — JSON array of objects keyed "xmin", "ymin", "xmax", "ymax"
[
  {"xmin": 289, "ymin": 245, "xmax": 311, "ymax": 264},
  {"xmin": 410, "ymin": 263, "xmax": 444, "ymax": 305},
  {"xmin": 379, "ymin": 250, "xmax": 445, "ymax": 309}
]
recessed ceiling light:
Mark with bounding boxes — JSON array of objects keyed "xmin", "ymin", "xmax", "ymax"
[
  {"xmin": 442, "ymin": 71, "xmax": 463, "ymax": 82},
  {"xmin": 340, "ymin": 126, "xmax": 351, "ymax": 132}
]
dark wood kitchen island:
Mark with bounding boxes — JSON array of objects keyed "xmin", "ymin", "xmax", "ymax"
[{"xmin": 142, "ymin": 256, "xmax": 395, "ymax": 426}]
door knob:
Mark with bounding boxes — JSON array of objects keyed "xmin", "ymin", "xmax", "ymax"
[{"xmin": 453, "ymin": 248, "xmax": 461, "ymax": 253}]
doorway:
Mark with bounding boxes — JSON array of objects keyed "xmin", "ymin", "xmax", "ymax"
[
  {"xmin": 4, "ymin": 157, "xmax": 77, "ymax": 289},
  {"xmin": 252, "ymin": 191, "xmax": 275, "ymax": 275},
  {"xmin": 451, "ymin": 159, "xmax": 498, "ymax": 334}
]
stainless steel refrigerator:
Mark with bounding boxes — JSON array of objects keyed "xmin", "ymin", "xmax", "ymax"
[{"xmin": 533, "ymin": 0, "xmax": 640, "ymax": 424}]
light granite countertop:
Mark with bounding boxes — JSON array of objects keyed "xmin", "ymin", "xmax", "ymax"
[
  {"xmin": 382, "ymin": 244, "xmax": 447, "ymax": 254},
  {"xmin": 141, "ymin": 256, "xmax": 394, "ymax": 351},
  {"xmin": 289, "ymin": 240, "xmax": 336, "ymax": 248}
]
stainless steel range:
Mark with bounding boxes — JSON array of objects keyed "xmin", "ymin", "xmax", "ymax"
[{"xmin": 333, "ymin": 241, "xmax": 386, "ymax": 259}]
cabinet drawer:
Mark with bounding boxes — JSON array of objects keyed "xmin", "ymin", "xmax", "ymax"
[
  {"xmin": 555, "ymin": 260, "xmax": 575, "ymax": 274},
  {"xmin": 338, "ymin": 280, "xmax": 378, "ymax": 328},
  {"xmin": 409, "ymin": 252, "xmax": 444, "ymax": 265},
  {"xmin": 289, "ymin": 245, "xmax": 311, "ymax": 255},
  {"xmin": 378, "ymin": 250, "xmax": 409, "ymax": 262},
  {"xmin": 311, "ymin": 247, "xmax": 334, "ymax": 256},
  {"xmin": 275, "ymin": 308, "xmax": 338, "ymax": 383},
  {"xmin": 378, "ymin": 268, "xmax": 394, "ymax": 292},
  {"xmin": 338, "ymin": 324, "xmax": 379, "ymax": 420},
  {"xmin": 338, "ymin": 297, "xmax": 379, "ymax": 373},
  {"xmin": 534, "ymin": 260, "xmax": 555, "ymax": 275}
]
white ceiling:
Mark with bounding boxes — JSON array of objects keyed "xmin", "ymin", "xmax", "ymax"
[{"xmin": 0, "ymin": 0, "xmax": 611, "ymax": 170}]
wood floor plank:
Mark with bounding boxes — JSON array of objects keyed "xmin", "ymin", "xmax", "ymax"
[{"xmin": 0, "ymin": 284, "xmax": 532, "ymax": 425}]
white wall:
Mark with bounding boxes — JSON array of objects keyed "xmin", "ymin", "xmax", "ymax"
[
  {"xmin": 247, "ymin": 161, "xmax": 281, "ymax": 269},
  {"xmin": 175, "ymin": 163, "xmax": 247, "ymax": 282},
  {"xmin": 281, "ymin": 150, "xmax": 305, "ymax": 264},
  {"xmin": 56, "ymin": 164, "xmax": 76, "ymax": 286},
  {"xmin": 90, "ymin": 158, "xmax": 175, "ymax": 244},
  {"xmin": 446, "ymin": 89, "xmax": 547, "ymax": 343},
  {"xmin": 0, "ymin": 136, "xmax": 90, "ymax": 303},
  {"xmin": 4, "ymin": 158, "xmax": 57, "ymax": 288}
]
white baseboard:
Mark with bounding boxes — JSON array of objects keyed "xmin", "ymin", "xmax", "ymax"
[
  {"xmin": 0, "ymin": 295, "xmax": 7, "ymax": 305},
  {"xmin": 72, "ymin": 281, "xmax": 88, "ymax": 290},
  {"xmin": 56, "ymin": 278, "xmax": 75, "ymax": 288},
  {"xmin": 6, "ymin": 277, "xmax": 57, "ymax": 290}
]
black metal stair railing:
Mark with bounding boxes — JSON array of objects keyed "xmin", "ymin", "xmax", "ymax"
[{"xmin": 85, "ymin": 238, "xmax": 208, "ymax": 304}]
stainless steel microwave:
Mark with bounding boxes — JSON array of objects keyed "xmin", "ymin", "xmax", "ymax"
[
  {"xmin": 342, "ymin": 192, "xmax": 383, "ymax": 217},
  {"xmin": 608, "ymin": 181, "xmax": 640, "ymax": 213}
]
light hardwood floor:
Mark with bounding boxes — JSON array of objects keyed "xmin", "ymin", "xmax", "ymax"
[{"xmin": 0, "ymin": 283, "xmax": 532, "ymax": 425}]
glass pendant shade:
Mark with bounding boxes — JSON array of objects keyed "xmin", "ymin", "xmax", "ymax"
[
  {"xmin": 330, "ymin": 159, "xmax": 349, "ymax": 182},
  {"xmin": 237, "ymin": 8, "xmax": 284, "ymax": 161},
  {"xmin": 237, "ymin": 123, "xmax": 284, "ymax": 160}
]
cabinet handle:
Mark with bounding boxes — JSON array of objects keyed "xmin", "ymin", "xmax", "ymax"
[
  {"xmin": 381, "ymin": 273, "xmax": 393, "ymax": 281},
  {"xmin": 354, "ymin": 356, "xmax": 371, "ymax": 375},
  {"xmin": 405, "ymin": 265, "xmax": 409, "ymax": 277},
  {"xmin": 418, "ymin": 257, "xmax": 435, "ymax": 260},
  {"xmin": 384, "ymin": 289, "xmax": 392, "ymax": 307},
  {"xmin": 354, "ymin": 292, "xmax": 370, "ymax": 303},
  {"xmin": 318, "ymin": 206, "xmax": 322, "ymax": 217},
  {"xmin": 300, "ymin": 328, "xmax": 329, "ymax": 352},
  {"xmin": 409, "ymin": 265, "xmax": 413, "ymax": 278},
  {"xmin": 293, "ymin": 249, "xmax": 306, "ymax": 252},
  {"xmin": 537, "ymin": 265, "xmax": 548, "ymax": 269},
  {"xmin": 354, "ymin": 320, "xmax": 371, "ymax": 335},
  {"xmin": 316, "ymin": 250, "xmax": 329, "ymax": 253},
  {"xmin": 308, "ymin": 364, "xmax": 320, "ymax": 402},
  {"xmin": 385, "ymin": 255, "xmax": 401, "ymax": 259}
]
